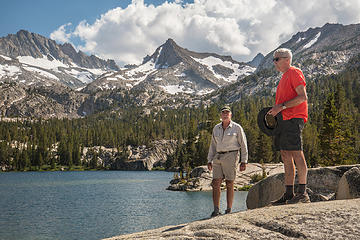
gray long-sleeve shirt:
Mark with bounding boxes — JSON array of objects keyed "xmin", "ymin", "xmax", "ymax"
[{"xmin": 207, "ymin": 120, "xmax": 248, "ymax": 163}]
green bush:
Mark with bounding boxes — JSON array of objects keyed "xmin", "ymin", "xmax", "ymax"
[
  {"xmin": 238, "ymin": 185, "xmax": 252, "ymax": 191},
  {"xmin": 250, "ymin": 173, "xmax": 266, "ymax": 183}
]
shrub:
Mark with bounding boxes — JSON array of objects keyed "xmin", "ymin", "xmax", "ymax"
[
  {"xmin": 238, "ymin": 185, "xmax": 252, "ymax": 191},
  {"xmin": 250, "ymin": 173, "xmax": 266, "ymax": 183}
]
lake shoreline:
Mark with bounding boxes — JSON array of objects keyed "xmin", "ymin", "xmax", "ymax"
[
  {"xmin": 103, "ymin": 198, "xmax": 360, "ymax": 240},
  {"xmin": 0, "ymin": 171, "xmax": 247, "ymax": 240}
]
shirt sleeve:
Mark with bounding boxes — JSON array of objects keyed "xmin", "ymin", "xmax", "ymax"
[
  {"xmin": 291, "ymin": 69, "xmax": 306, "ymax": 89},
  {"xmin": 207, "ymin": 128, "xmax": 217, "ymax": 163},
  {"xmin": 237, "ymin": 126, "xmax": 248, "ymax": 163}
]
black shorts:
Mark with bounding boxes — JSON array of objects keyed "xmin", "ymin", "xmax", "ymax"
[{"xmin": 274, "ymin": 118, "xmax": 304, "ymax": 151}]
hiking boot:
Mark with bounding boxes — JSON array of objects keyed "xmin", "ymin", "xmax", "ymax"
[
  {"xmin": 210, "ymin": 211, "xmax": 221, "ymax": 218},
  {"xmin": 270, "ymin": 194, "xmax": 293, "ymax": 206},
  {"xmin": 286, "ymin": 193, "xmax": 311, "ymax": 204},
  {"xmin": 225, "ymin": 208, "xmax": 231, "ymax": 214}
]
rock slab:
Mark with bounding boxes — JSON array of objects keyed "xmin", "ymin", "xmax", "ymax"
[
  {"xmin": 246, "ymin": 165, "xmax": 360, "ymax": 209},
  {"xmin": 336, "ymin": 166, "xmax": 360, "ymax": 199},
  {"xmin": 103, "ymin": 198, "xmax": 360, "ymax": 240}
]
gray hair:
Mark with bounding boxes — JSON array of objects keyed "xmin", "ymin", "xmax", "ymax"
[{"xmin": 273, "ymin": 48, "xmax": 292, "ymax": 63}]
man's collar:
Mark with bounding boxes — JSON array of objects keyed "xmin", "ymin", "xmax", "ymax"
[{"xmin": 220, "ymin": 120, "xmax": 233, "ymax": 128}]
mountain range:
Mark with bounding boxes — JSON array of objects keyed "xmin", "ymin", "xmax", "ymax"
[
  {"xmin": 206, "ymin": 23, "xmax": 360, "ymax": 104},
  {"xmin": 1, "ymin": 22, "xmax": 360, "ymax": 118}
]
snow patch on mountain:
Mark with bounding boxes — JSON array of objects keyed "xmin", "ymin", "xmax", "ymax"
[
  {"xmin": 154, "ymin": 47, "xmax": 163, "ymax": 68},
  {"xmin": 23, "ymin": 66, "xmax": 59, "ymax": 80},
  {"xmin": 162, "ymin": 85, "xmax": 194, "ymax": 95},
  {"xmin": 175, "ymin": 73, "xmax": 186, "ymax": 77},
  {"xmin": 0, "ymin": 55, "xmax": 12, "ymax": 61},
  {"xmin": 191, "ymin": 56, "xmax": 255, "ymax": 82},
  {"xmin": 303, "ymin": 32, "xmax": 321, "ymax": 49},
  {"xmin": 17, "ymin": 55, "xmax": 68, "ymax": 70},
  {"xmin": 84, "ymin": 68, "xmax": 107, "ymax": 75},
  {"xmin": 129, "ymin": 60, "xmax": 157, "ymax": 74},
  {"xmin": 114, "ymin": 74, "xmax": 126, "ymax": 80},
  {"xmin": 296, "ymin": 36, "xmax": 306, "ymax": 43},
  {"xmin": 0, "ymin": 64, "xmax": 21, "ymax": 78},
  {"xmin": 125, "ymin": 60, "xmax": 157, "ymax": 85},
  {"xmin": 196, "ymin": 89, "xmax": 214, "ymax": 95},
  {"xmin": 64, "ymin": 69, "xmax": 93, "ymax": 84}
]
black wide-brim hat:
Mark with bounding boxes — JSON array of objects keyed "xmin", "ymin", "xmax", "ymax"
[{"xmin": 257, "ymin": 107, "xmax": 282, "ymax": 136}]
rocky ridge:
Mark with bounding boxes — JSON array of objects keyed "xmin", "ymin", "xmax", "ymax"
[
  {"xmin": 84, "ymin": 38, "xmax": 255, "ymax": 95},
  {"xmin": 1, "ymin": 23, "xmax": 360, "ymax": 118},
  {"xmin": 0, "ymin": 30, "xmax": 118, "ymax": 71},
  {"xmin": 0, "ymin": 82, "xmax": 87, "ymax": 118},
  {"xmin": 82, "ymin": 38, "xmax": 256, "ymax": 110},
  {"xmin": 206, "ymin": 23, "xmax": 360, "ymax": 104},
  {"xmin": 0, "ymin": 30, "xmax": 119, "ymax": 89}
]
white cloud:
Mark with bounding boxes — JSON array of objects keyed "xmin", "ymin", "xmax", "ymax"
[
  {"xmin": 50, "ymin": 0, "xmax": 360, "ymax": 66},
  {"xmin": 50, "ymin": 23, "xmax": 72, "ymax": 43}
]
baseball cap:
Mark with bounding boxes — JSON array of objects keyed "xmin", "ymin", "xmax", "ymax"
[{"xmin": 221, "ymin": 105, "xmax": 231, "ymax": 112}]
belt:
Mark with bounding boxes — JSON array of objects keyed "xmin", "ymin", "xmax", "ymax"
[{"xmin": 217, "ymin": 150, "xmax": 238, "ymax": 154}]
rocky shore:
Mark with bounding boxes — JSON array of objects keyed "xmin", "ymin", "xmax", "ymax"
[
  {"xmin": 103, "ymin": 198, "xmax": 360, "ymax": 239},
  {"xmin": 105, "ymin": 165, "xmax": 360, "ymax": 239},
  {"xmin": 167, "ymin": 163, "xmax": 284, "ymax": 191}
]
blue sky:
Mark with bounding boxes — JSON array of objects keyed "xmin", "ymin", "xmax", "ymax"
[
  {"xmin": 1, "ymin": 0, "xmax": 190, "ymax": 37},
  {"xmin": 2, "ymin": 0, "xmax": 360, "ymax": 66}
]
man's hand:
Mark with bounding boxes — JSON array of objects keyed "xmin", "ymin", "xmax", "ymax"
[
  {"xmin": 267, "ymin": 104, "xmax": 282, "ymax": 116},
  {"xmin": 207, "ymin": 162, "xmax": 213, "ymax": 171},
  {"xmin": 239, "ymin": 162, "xmax": 246, "ymax": 171}
]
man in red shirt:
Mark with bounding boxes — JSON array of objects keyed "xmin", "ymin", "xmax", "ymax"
[{"xmin": 267, "ymin": 48, "xmax": 310, "ymax": 205}]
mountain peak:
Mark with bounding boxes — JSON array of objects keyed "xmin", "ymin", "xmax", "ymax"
[
  {"xmin": 161, "ymin": 38, "xmax": 181, "ymax": 54},
  {"xmin": 163, "ymin": 38, "xmax": 177, "ymax": 46},
  {"xmin": 16, "ymin": 29, "xmax": 30, "ymax": 35},
  {"xmin": 0, "ymin": 30, "xmax": 119, "ymax": 71},
  {"xmin": 141, "ymin": 38, "xmax": 184, "ymax": 68},
  {"xmin": 247, "ymin": 53, "xmax": 264, "ymax": 68}
]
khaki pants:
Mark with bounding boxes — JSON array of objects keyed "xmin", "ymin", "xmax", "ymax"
[{"xmin": 212, "ymin": 151, "xmax": 239, "ymax": 180}]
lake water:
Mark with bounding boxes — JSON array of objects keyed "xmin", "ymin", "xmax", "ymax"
[{"xmin": 0, "ymin": 171, "xmax": 247, "ymax": 240}]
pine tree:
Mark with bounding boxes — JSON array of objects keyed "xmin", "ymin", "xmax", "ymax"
[
  {"xmin": 319, "ymin": 93, "xmax": 345, "ymax": 165},
  {"xmin": 255, "ymin": 133, "xmax": 273, "ymax": 163}
]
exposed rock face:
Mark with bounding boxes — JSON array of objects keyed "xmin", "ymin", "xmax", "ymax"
[
  {"xmin": 2, "ymin": 24, "xmax": 360, "ymax": 118},
  {"xmin": 103, "ymin": 198, "xmax": 360, "ymax": 240},
  {"xmin": 336, "ymin": 166, "xmax": 360, "ymax": 199},
  {"xmin": 0, "ymin": 30, "xmax": 119, "ymax": 70},
  {"xmin": 257, "ymin": 23, "xmax": 360, "ymax": 74},
  {"xmin": 84, "ymin": 38, "xmax": 255, "ymax": 101},
  {"xmin": 247, "ymin": 53, "xmax": 264, "ymax": 68},
  {"xmin": 246, "ymin": 165, "xmax": 360, "ymax": 209},
  {"xmin": 167, "ymin": 163, "xmax": 284, "ymax": 191},
  {"xmin": 0, "ymin": 82, "xmax": 87, "ymax": 118},
  {"xmin": 122, "ymin": 140, "xmax": 177, "ymax": 170},
  {"xmin": 0, "ymin": 30, "xmax": 119, "ymax": 99},
  {"xmin": 82, "ymin": 140, "xmax": 177, "ymax": 171},
  {"xmin": 208, "ymin": 23, "xmax": 360, "ymax": 105}
]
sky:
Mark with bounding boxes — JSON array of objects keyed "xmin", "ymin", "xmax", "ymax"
[{"xmin": 2, "ymin": 0, "xmax": 360, "ymax": 66}]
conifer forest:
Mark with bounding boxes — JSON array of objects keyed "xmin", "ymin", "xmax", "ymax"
[{"xmin": 1, "ymin": 57, "xmax": 360, "ymax": 172}]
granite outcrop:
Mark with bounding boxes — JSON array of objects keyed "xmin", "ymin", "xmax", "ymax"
[
  {"xmin": 104, "ymin": 198, "xmax": 360, "ymax": 240},
  {"xmin": 246, "ymin": 165, "xmax": 360, "ymax": 209},
  {"xmin": 167, "ymin": 163, "xmax": 284, "ymax": 191}
]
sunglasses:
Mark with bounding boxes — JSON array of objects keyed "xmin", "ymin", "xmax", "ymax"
[{"xmin": 273, "ymin": 57, "xmax": 288, "ymax": 62}]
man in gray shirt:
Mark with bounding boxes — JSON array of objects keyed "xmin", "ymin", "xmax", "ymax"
[{"xmin": 207, "ymin": 105, "xmax": 248, "ymax": 217}]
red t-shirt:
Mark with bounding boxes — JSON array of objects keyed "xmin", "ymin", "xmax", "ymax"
[{"xmin": 275, "ymin": 66, "xmax": 308, "ymax": 122}]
